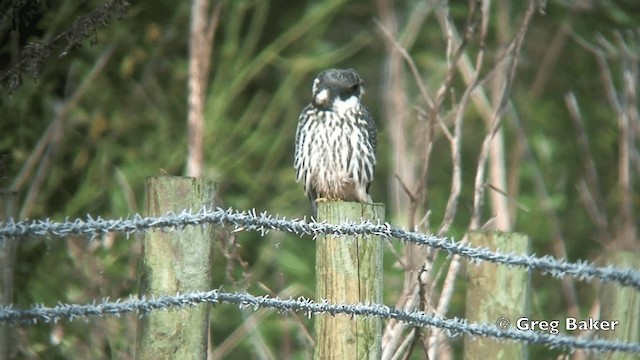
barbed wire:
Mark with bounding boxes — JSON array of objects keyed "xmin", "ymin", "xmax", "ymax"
[
  {"xmin": 1, "ymin": 289, "xmax": 638, "ymax": 353},
  {"xmin": 2, "ymin": 208, "xmax": 639, "ymax": 354},
  {"xmin": 1, "ymin": 207, "xmax": 639, "ymax": 291}
]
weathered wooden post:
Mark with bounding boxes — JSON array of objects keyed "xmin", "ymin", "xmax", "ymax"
[
  {"xmin": 464, "ymin": 232, "xmax": 531, "ymax": 360},
  {"xmin": 135, "ymin": 176, "xmax": 216, "ymax": 360},
  {"xmin": 0, "ymin": 190, "xmax": 17, "ymax": 359},
  {"xmin": 597, "ymin": 251, "xmax": 639, "ymax": 360},
  {"xmin": 314, "ymin": 201, "xmax": 385, "ymax": 360}
]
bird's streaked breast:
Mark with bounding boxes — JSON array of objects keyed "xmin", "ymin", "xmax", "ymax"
[{"xmin": 294, "ymin": 105, "xmax": 375, "ymax": 200}]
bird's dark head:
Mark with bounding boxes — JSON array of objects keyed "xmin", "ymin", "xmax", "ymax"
[{"xmin": 311, "ymin": 68, "xmax": 364, "ymax": 115}]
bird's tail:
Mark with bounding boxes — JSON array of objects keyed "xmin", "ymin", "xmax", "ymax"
[{"xmin": 308, "ymin": 191, "xmax": 318, "ymax": 218}]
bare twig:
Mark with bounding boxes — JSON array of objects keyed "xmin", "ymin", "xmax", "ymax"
[
  {"xmin": 565, "ymin": 93, "xmax": 609, "ymax": 237},
  {"xmin": 486, "ymin": 0, "xmax": 514, "ymax": 232},
  {"xmin": 376, "ymin": 2, "xmax": 437, "ymax": 358},
  {"xmin": 470, "ymin": 0, "xmax": 536, "ymax": 229},
  {"xmin": 572, "ymin": 30, "xmax": 639, "ymax": 249},
  {"xmin": 576, "ymin": 181, "xmax": 608, "ymax": 245},
  {"xmin": 486, "ymin": 183, "xmax": 530, "ymax": 213},
  {"xmin": 374, "ymin": 18, "xmax": 434, "ymax": 112},
  {"xmin": 427, "ymin": 238, "xmax": 466, "ymax": 358},
  {"xmin": 383, "ymin": 281, "xmax": 422, "ymax": 359},
  {"xmin": 394, "ymin": 174, "xmax": 417, "ymax": 203},
  {"xmin": 390, "ymin": 328, "xmax": 416, "ymax": 360},
  {"xmin": 436, "ymin": 0, "xmax": 486, "ymax": 235},
  {"xmin": 411, "ymin": 8, "xmax": 468, "ymax": 227},
  {"xmin": 186, "ymin": 0, "xmax": 224, "ymax": 177},
  {"xmin": 614, "ymin": 32, "xmax": 638, "ymax": 248},
  {"xmin": 530, "ymin": 23, "xmax": 569, "ymax": 97}
]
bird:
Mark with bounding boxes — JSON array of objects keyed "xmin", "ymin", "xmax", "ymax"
[{"xmin": 294, "ymin": 68, "xmax": 377, "ymax": 215}]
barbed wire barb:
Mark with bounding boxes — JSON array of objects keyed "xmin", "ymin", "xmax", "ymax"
[
  {"xmin": 0, "ymin": 290, "xmax": 638, "ymax": 353},
  {"xmin": 1, "ymin": 207, "xmax": 639, "ymax": 290}
]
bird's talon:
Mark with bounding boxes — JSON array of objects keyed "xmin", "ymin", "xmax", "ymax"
[{"xmin": 316, "ymin": 197, "xmax": 343, "ymax": 203}]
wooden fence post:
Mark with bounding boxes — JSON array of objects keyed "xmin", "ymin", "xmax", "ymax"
[
  {"xmin": 597, "ymin": 251, "xmax": 639, "ymax": 360},
  {"xmin": 314, "ymin": 201, "xmax": 385, "ymax": 360},
  {"xmin": 0, "ymin": 190, "xmax": 17, "ymax": 359},
  {"xmin": 135, "ymin": 176, "xmax": 216, "ymax": 360},
  {"xmin": 464, "ymin": 232, "xmax": 530, "ymax": 360}
]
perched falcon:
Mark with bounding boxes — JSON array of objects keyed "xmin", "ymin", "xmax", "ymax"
[{"xmin": 294, "ymin": 68, "xmax": 377, "ymax": 215}]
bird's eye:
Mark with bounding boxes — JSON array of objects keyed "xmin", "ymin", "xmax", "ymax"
[{"xmin": 351, "ymin": 84, "xmax": 359, "ymax": 92}]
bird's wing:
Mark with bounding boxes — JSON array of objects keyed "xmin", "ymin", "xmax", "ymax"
[
  {"xmin": 293, "ymin": 104, "xmax": 313, "ymax": 184},
  {"xmin": 295, "ymin": 105, "xmax": 320, "ymax": 215},
  {"xmin": 360, "ymin": 105, "xmax": 377, "ymax": 191},
  {"xmin": 293, "ymin": 104, "xmax": 313, "ymax": 182},
  {"xmin": 361, "ymin": 105, "xmax": 376, "ymax": 153}
]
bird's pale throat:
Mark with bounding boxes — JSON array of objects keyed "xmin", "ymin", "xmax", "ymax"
[{"xmin": 332, "ymin": 95, "xmax": 359, "ymax": 117}]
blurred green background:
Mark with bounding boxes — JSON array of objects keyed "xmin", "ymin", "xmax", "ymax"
[{"xmin": 1, "ymin": 0, "xmax": 639, "ymax": 358}]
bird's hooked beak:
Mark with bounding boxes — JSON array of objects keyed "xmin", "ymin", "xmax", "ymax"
[{"xmin": 314, "ymin": 89, "xmax": 330, "ymax": 107}]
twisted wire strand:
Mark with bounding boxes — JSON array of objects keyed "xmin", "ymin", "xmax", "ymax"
[
  {"xmin": 1, "ymin": 289, "xmax": 638, "ymax": 353},
  {"xmin": 2, "ymin": 207, "xmax": 639, "ymax": 290}
]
